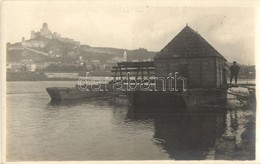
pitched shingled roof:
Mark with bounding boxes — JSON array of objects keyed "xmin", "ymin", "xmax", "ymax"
[{"xmin": 154, "ymin": 25, "xmax": 226, "ymax": 60}]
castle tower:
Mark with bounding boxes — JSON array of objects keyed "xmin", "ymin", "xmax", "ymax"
[
  {"xmin": 40, "ymin": 23, "xmax": 53, "ymax": 39},
  {"xmin": 43, "ymin": 23, "xmax": 48, "ymax": 29}
]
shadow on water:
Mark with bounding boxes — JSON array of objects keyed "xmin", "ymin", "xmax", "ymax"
[{"xmin": 125, "ymin": 104, "xmax": 228, "ymax": 160}]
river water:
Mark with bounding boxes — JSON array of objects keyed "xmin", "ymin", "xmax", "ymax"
[{"xmin": 6, "ymin": 81, "xmax": 255, "ymax": 161}]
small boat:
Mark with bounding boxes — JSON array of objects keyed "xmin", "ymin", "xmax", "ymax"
[{"xmin": 46, "ymin": 83, "xmax": 120, "ymax": 101}]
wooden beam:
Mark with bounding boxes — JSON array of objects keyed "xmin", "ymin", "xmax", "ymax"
[
  {"xmin": 117, "ymin": 61, "xmax": 154, "ymax": 67},
  {"xmin": 111, "ymin": 68, "xmax": 155, "ymax": 72}
]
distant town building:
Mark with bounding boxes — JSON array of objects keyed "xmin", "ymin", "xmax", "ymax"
[
  {"xmin": 111, "ymin": 51, "xmax": 128, "ymax": 63},
  {"xmin": 91, "ymin": 59, "xmax": 100, "ymax": 63},
  {"xmin": 7, "ymin": 63, "xmax": 22, "ymax": 72},
  {"xmin": 26, "ymin": 63, "xmax": 37, "ymax": 72},
  {"xmin": 19, "ymin": 59, "xmax": 37, "ymax": 72},
  {"xmin": 106, "ymin": 60, "xmax": 116, "ymax": 64},
  {"xmin": 76, "ymin": 56, "xmax": 84, "ymax": 66},
  {"xmin": 99, "ymin": 63, "xmax": 106, "ymax": 70},
  {"xmin": 6, "ymin": 62, "xmax": 37, "ymax": 72},
  {"xmin": 35, "ymin": 62, "xmax": 51, "ymax": 70},
  {"xmin": 85, "ymin": 63, "xmax": 93, "ymax": 70},
  {"xmin": 79, "ymin": 56, "xmax": 82, "ymax": 60}
]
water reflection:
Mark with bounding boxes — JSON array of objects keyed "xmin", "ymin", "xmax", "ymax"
[
  {"xmin": 45, "ymin": 95, "xmax": 249, "ymax": 160},
  {"xmin": 229, "ymin": 110, "xmax": 239, "ymax": 132},
  {"xmin": 46, "ymin": 97, "xmax": 230, "ymax": 160},
  {"xmin": 125, "ymin": 105, "xmax": 227, "ymax": 160}
]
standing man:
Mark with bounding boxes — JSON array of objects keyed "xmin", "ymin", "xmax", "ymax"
[{"xmin": 230, "ymin": 61, "xmax": 240, "ymax": 84}]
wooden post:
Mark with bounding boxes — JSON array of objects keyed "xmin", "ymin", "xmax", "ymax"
[
  {"xmin": 113, "ymin": 67, "xmax": 118, "ymax": 81},
  {"xmin": 119, "ymin": 66, "xmax": 123, "ymax": 80},
  {"xmin": 141, "ymin": 67, "xmax": 144, "ymax": 80},
  {"xmin": 147, "ymin": 66, "xmax": 150, "ymax": 80},
  {"xmin": 125, "ymin": 66, "xmax": 128, "ymax": 81},
  {"xmin": 135, "ymin": 67, "xmax": 139, "ymax": 80}
]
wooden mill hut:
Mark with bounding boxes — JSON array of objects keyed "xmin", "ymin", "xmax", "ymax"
[{"xmin": 154, "ymin": 25, "xmax": 227, "ymax": 89}]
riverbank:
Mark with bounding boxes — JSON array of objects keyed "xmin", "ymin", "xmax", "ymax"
[
  {"xmin": 6, "ymin": 72, "xmax": 78, "ymax": 81},
  {"xmin": 6, "ymin": 72, "xmax": 115, "ymax": 81},
  {"xmin": 233, "ymin": 95, "xmax": 256, "ymax": 160},
  {"xmin": 215, "ymin": 92, "xmax": 256, "ymax": 160}
]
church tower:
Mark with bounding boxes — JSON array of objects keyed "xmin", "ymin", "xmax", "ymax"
[{"xmin": 123, "ymin": 50, "xmax": 127, "ymax": 62}]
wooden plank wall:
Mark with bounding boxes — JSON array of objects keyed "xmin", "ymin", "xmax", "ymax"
[
  {"xmin": 215, "ymin": 58, "xmax": 225, "ymax": 87},
  {"xmin": 155, "ymin": 57, "xmax": 219, "ymax": 89},
  {"xmin": 155, "ymin": 59, "xmax": 188, "ymax": 90},
  {"xmin": 189, "ymin": 58, "xmax": 216, "ymax": 88}
]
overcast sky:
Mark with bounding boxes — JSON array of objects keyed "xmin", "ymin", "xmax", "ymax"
[{"xmin": 2, "ymin": 1, "xmax": 256, "ymax": 64}]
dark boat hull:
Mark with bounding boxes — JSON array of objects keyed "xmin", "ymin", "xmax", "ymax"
[{"xmin": 46, "ymin": 87, "xmax": 119, "ymax": 100}]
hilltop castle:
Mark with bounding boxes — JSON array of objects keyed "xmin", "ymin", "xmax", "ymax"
[
  {"xmin": 31, "ymin": 23, "xmax": 53, "ymax": 40},
  {"xmin": 22, "ymin": 23, "xmax": 80, "ymax": 48}
]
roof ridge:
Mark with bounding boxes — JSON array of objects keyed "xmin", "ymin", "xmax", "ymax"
[{"xmin": 154, "ymin": 25, "xmax": 226, "ymax": 60}]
